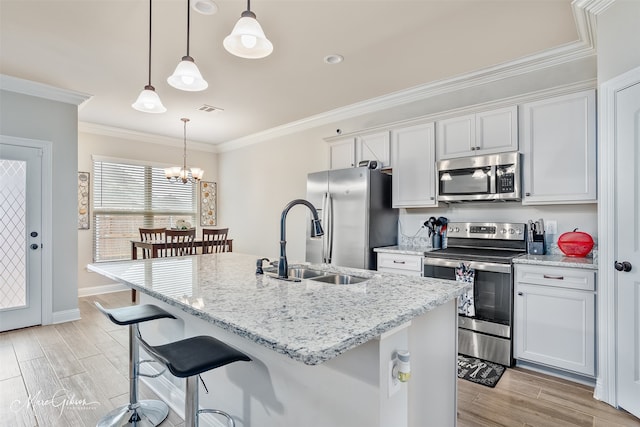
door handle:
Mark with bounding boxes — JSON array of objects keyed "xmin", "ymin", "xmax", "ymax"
[
  {"xmin": 30, "ymin": 244, "xmax": 39, "ymax": 250},
  {"xmin": 614, "ymin": 261, "xmax": 632, "ymax": 272}
]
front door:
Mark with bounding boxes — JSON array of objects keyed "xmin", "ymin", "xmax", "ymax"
[
  {"xmin": 615, "ymin": 80, "xmax": 640, "ymax": 419},
  {"xmin": 0, "ymin": 142, "xmax": 42, "ymax": 331}
]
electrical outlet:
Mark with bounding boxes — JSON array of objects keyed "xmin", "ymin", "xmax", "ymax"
[
  {"xmin": 546, "ymin": 220, "xmax": 557, "ymax": 235},
  {"xmin": 388, "ymin": 359, "xmax": 400, "ymax": 397}
]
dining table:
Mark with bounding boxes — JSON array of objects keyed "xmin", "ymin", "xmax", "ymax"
[{"xmin": 130, "ymin": 238, "xmax": 233, "ymax": 260}]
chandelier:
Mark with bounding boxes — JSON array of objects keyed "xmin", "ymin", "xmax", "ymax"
[{"xmin": 164, "ymin": 118, "xmax": 204, "ymax": 183}]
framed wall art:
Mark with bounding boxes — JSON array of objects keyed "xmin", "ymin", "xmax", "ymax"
[
  {"xmin": 200, "ymin": 181, "xmax": 217, "ymax": 226},
  {"xmin": 78, "ymin": 171, "xmax": 90, "ymax": 229}
]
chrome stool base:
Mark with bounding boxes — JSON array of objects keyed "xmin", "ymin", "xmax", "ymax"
[{"xmin": 97, "ymin": 399, "xmax": 169, "ymax": 427}]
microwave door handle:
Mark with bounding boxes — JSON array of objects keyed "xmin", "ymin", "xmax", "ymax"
[{"xmin": 490, "ymin": 165, "xmax": 497, "ymax": 194}]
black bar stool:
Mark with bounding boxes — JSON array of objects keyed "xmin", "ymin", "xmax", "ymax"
[
  {"xmin": 137, "ymin": 334, "xmax": 251, "ymax": 427},
  {"xmin": 94, "ymin": 302, "xmax": 177, "ymax": 427}
]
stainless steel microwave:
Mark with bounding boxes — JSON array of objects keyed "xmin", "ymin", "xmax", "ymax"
[{"xmin": 436, "ymin": 152, "xmax": 521, "ymax": 202}]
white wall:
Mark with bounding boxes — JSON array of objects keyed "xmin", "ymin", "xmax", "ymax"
[
  {"xmin": 77, "ymin": 131, "xmax": 218, "ymax": 291},
  {"xmin": 597, "ymin": 0, "xmax": 640, "ymax": 83},
  {"xmin": 218, "ymin": 130, "xmax": 328, "ymax": 262},
  {"xmin": 0, "ymin": 89, "xmax": 79, "ymax": 314}
]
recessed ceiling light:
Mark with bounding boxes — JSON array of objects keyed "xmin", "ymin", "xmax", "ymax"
[
  {"xmin": 324, "ymin": 54, "xmax": 344, "ymax": 65},
  {"xmin": 191, "ymin": 0, "xmax": 218, "ymax": 15}
]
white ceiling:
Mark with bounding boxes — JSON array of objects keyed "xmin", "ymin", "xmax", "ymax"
[{"xmin": 0, "ymin": 0, "xmax": 579, "ymax": 146}]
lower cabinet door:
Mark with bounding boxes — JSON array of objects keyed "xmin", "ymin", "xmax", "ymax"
[{"xmin": 514, "ymin": 283, "xmax": 595, "ymax": 376}]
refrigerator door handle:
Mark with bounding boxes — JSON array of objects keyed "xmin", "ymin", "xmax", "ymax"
[
  {"xmin": 326, "ymin": 193, "xmax": 333, "ymax": 264},
  {"xmin": 321, "ymin": 192, "xmax": 329, "ymax": 263}
]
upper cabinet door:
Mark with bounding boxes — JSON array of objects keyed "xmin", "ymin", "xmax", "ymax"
[
  {"xmin": 436, "ymin": 114, "xmax": 475, "ymax": 159},
  {"xmin": 391, "ymin": 122, "xmax": 437, "ymax": 208},
  {"xmin": 329, "ymin": 138, "xmax": 356, "ymax": 170},
  {"xmin": 521, "ymin": 90, "xmax": 596, "ymax": 205},
  {"xmin": 356, "ymin": 131, "xmax": 390, "ymax": 168},
  {"xmin": 476, "ymin": 106, "xmax": 518, "ymax": 153},
  {"xmin": 437, "ymin": 107, "xmax": 518, "ymax": 159}
]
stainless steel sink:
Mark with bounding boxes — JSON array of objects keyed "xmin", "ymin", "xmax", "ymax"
[
  {"xmin": 309, "ymin": 274, "xmax": 368, "ymax": 285},
  {"xmin": 264, "ymin": 267, "xmax": 326, "ymax": 279}
]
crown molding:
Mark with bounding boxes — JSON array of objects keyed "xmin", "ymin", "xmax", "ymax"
[
  {"xmin": 216, "ymin": 0, "xmax": 607, "ymax": 153},
  {"xmin": 79, "ymin": 122, "xmax": 218, "ymax": 153},
  {"xmin": 0, "ymin": 74, "xmax": 92, "ymax": 106}
]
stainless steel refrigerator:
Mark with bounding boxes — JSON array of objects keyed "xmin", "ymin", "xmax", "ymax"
[{"xmin": 305, "ymin": 167, "xmax": 398, "ymax": 270}]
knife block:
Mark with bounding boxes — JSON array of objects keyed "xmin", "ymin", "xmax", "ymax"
[{"xmin": 528, "ymin": 240, "xmax": 545, "ymax": 255}]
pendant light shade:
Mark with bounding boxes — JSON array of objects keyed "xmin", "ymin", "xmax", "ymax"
[
  {"xmin": 132, "ymin": 0, "xmax": 166, "ymax": 113},
  {"xmin": 168, "ymin": 0, "xmax": 208, "ymax": 92},
  {"xmin": 224, "ymin": 0, "xmax": 273, "ymax": 59},
  {"xmin": 132, "ymin": 85, "xmax": 166, "ymax": 113},
  {"xmin": 167, "ymin": 56, "xmax": 208, "ymax": 91}
]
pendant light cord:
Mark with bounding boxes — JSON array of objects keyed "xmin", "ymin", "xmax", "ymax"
[
  {"xmin": 147, "ymin": 0, "xmax": 152, "ymax": 86},
  {"xmin": 186, "ymin": 0, "xmax": 191, "ymax": 57}
]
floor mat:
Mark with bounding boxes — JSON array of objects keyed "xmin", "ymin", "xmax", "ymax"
[{"xmin": 457, "ymin": 354, "xmax": 506, "ymax": 388}]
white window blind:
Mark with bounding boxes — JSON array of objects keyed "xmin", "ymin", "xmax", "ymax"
[{"xmin": 93, "ymin": 159, "xmax": 196, "ymax": 262}]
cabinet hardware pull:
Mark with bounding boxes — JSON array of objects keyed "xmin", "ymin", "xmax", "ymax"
[
  {"xmin": 525, "ymin": 192, "xmax": 531, "ymax": 196},
  {"xmin": 543, "ymin": 274, "xmax": 564, "ymax": 280},
  {"xmin": 517, "ymin": 292, "xmax": 523, "ymax": 296},
  {"xmin": 393, "ymin": 260, "xmax": 406, "ymax": 264}
]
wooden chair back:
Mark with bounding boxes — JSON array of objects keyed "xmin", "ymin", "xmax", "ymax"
[
  {"xmin": 165, "ymin": 229, "xmax": 196, "ymax": 257},
  {"xmin": 202, "ymin": 228, "xmax": 229, "ymax": 254},
  {"xmin": 139, "ymin": 227, "xmax": 166, "ymax": 258}
]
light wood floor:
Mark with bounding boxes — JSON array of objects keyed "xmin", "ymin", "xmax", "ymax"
[{"xmin": 1, "ymin": 291, "xmax": 638, "ymax": 427}]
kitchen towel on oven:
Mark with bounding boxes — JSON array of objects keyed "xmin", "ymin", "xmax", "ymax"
[{"xmin": 456, "ymin": 263, "xmax": 476, "ymax": 317}]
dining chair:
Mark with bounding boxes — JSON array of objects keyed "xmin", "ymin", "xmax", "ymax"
[
  {"xmin": 202, "ymin": 228, "xmax": 229, "ymax": 254},
  {"xmin": 139, "ymin": 227, "xmax": 166, "ymax": 259},
  {"xmin": 165, "ymin": 229, "xmax": 196, "ymax": 257}
]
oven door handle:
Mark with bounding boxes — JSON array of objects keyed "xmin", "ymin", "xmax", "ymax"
[{"xmin": 423, "ymin": 257, "xmax": 512, "ymax": 274}]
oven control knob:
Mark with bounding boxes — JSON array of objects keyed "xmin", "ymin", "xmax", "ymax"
[
  {"xmin": 501, "ymin": 228, "xmax": 507, "ymax": 234},
  {"xmin": 453, "ymin": 227, "xmax": 460, "ymax": 233},
  {"xmin": 509, "ymin": 229, "xmax": 515, "ymax": 234}
]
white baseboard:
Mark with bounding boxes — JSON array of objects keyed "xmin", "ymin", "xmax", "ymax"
[
  {"xmin": 515, "ymin": 359, "xmax": 596, "ymax": 387},
  {"xmin": 52, "ymin": 308, "xmax": 81, "ymax": 324},
  {"xmin": 78, "ymin": 283, "xmax": 128, "ymax": 297}
]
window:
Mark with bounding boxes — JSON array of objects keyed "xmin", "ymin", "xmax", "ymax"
[{"xmin": 92, "ymin": 159, "xmax": 196, "ymax": 262}]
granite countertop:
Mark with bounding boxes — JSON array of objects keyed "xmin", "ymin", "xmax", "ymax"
[
  {"xmin": 513, "ymin": 254, "xmax": 598, "ymax": 270},
  {"xmin": 88, "ymin": 252, "xmax": 467, "ymax": 366},
  {"xmin": 373, "ymin": 245, "xmax": 435, "ymax": 256}
]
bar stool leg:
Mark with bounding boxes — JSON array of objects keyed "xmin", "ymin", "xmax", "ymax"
[
  {"xmin": 185, "ymin": 376, "xmax": 199, "ymax": 427},
  {"xmin": 97, "ymin": 324, "xmax": 169, "ymax": 427}
]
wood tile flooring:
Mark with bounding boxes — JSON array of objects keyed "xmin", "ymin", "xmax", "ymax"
[{"xmin": 0, "ymin": 291, "xmax": 638, "ymax": 427}]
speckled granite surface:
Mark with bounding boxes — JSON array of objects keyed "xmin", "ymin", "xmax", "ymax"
[
  {"xmin": 513, "ymin": 254, "xmax": 597, "ymax": 270},
  {"xmin": 374, "ymin": 245, "xmax": 435, "ymax": 256},
  {"xmin": 88, "ymin": 253, "xmax": 468, "ymax": 365}
]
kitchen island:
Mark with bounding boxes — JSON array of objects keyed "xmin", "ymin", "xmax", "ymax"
[{"xmin": 88, "ymin": 252, "xmax": 468, "ymax": 427}]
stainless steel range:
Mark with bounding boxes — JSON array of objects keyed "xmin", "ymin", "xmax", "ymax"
[{"xmin": 422, "ymin": 222, "xmax": 527, "ymax": 366}]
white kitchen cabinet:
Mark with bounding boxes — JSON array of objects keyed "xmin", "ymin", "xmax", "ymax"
[
  {"xmin": 329, "ymin": 138, "xmax": 356, "ymax": 170},
  {"xmin": 436, "ymin": 106, "xmax": 518, "ymax": 159},
  {"xmin": 329, "ymin": 132, "xmax": 390, "ymax": 170},
  {"xmin": 377, "ymin": 252, "xmax": 424, "ymax": 276},
  {"xmin": 521, "ymin": 90, "xmax": 597, "ymax": 204},
  {"xmin": 390, "ymin": 122, "xmax": 437, "ymax": 208},
  {"xmin": 356, "ymin": 131, "xmax": 390, "ymax": 168},
  {"xmin": 514, "ymin": 264, "xmax": 595, "ymax": 376}
]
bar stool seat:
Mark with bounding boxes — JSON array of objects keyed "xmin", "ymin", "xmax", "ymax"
[
  {"xmin": 94, "ymin": 302, "xmax": 176, "ymax": 427},
  {"xmin": 138, "ymin": 335, "xmax": 251, "ymax": 427}
]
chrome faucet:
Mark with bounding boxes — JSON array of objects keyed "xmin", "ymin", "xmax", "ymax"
[{"xmin": 278, "ymin": 199, "xmax": 324, "ymax": 279}]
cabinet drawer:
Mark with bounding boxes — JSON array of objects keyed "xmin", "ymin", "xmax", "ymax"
[
  {"xmin": 516, "ymin": 265, "xmax": 595, "ymax": 291},
  {"xmin": 377, "ymin": 253, "xmax": 424, "ymax": 272}
]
